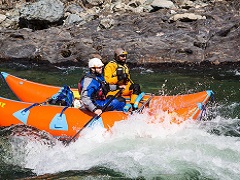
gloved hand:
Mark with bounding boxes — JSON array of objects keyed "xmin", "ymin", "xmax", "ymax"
[
  {"xmin": 94, "ymin": 109, "xmax": 102, "ymax": 116},
  {"xmin": 118, "ymin": 85, "xmax": 126, "ymax": 90}
]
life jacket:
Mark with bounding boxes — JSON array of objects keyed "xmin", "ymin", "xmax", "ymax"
[
  {"xmin": 78, "ymin": 74, "xmax": 110, "ymax": 100},
  {"xmin": 48, "ymin": 85, "xmax": 74, "ymax": 107},
  {"xmin": 110, "ymin": 60, "xmax": 131, "ymax": 84},
  {"xmin": 112, "ymin": 60, "xmax": 129, "ymax": 75}
]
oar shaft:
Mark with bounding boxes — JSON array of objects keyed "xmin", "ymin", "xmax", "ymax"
[
  {"xmin": 65, "ymin": 88, "xmax": 123, "ymax": 146},
  {"xmin": 135, "ymin": 94, "xmax": 154, "ymax": 113}
]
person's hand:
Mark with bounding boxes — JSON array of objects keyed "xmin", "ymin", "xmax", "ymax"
[
  {"xmin": 94, "ymin": 109, "xmax": 102, "ymax": 116},
  {"xmin": 119, "ymin": 85, "xmax": 126, "ymax": 90}
]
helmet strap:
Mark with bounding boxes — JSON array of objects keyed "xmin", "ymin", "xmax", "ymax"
[{"xmin": 90, "ymin": 67, "xmax": 96, "ymax": 74}]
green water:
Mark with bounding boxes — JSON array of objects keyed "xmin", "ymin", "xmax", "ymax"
[
  {"xmin": 1, "ymin": 63, "xmax": 240, "ymax": 106},
  {"xmin": 0, "ymin": 63, "xmax": 240, "ymax": 179}
]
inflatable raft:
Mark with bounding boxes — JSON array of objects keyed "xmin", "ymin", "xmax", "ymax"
[{"xmin": 0, "ymin": 72, "xmax": 214, "ymax": 139}]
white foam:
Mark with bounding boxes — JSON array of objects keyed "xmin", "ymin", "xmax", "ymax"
[{"xmin": 9, "ymin": 109, "xmax": 240, "ymax": 179}]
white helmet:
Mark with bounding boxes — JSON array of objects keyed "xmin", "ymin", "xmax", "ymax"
[{"xmin": 88, "ymin": 58, "xmax": 104, "ymax": 68}]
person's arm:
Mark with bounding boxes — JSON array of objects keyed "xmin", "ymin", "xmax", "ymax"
[
  {"xmin": 80, "ymin": 77, "xmax": 98, "ymax": 112},
  {"xmin": 109, "ymin": 84, "xmax": 126, "ymax": 91},
  {"xmin": 104, "ymin": 62, "xmax": 118, "ymax": 84}
]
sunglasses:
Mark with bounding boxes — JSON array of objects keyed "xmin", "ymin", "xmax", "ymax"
[
  {"xmin": 119, "ymin": 54, "xmax": 127, "ymax": 57},
  {"xmin": 95, "ymin": 66, "xmax": 103, "ymax": 69}
]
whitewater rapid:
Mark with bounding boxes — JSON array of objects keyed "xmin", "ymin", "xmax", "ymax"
[{"xmin": 7, "ymin": 109, "xmax": 240, "ymax": 179}]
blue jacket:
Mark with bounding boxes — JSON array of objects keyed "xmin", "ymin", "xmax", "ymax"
[{"xmin": 80, "ymin": 73, "xmax": 118, "ymax": 112}]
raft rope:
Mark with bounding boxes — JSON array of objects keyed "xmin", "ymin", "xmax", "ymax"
[
  {"xmin": 21, "ymin": 103, "xmax": 39, "ymax": 114},
  {"xmin": 21, "ymin": 102, "xmax": 69, "ymax": 115},
  {"xmin": 59, "ymin": 106, "xmax": 69, "ymax": 117},
  {"xmin": 199, "ymin": 92, "xmax": 215, "ymax": 121},
  {"xmin": 199, "ymin": 104, "xmax": 207, "ymax": 121},
  {"xmin": 0, "ymin": 73, "xmax": 13, "ymax": 99}
]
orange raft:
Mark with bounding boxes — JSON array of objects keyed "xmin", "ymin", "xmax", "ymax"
[{"xmin": 0, "ymin": 72, "xmax": 214, "ymax": 138}]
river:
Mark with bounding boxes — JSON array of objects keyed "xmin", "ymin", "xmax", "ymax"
[{"xmin": 0, "ymin": 62, "xmax": 240, "ymax": 179}]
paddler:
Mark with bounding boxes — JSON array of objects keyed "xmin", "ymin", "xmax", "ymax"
[
  {"xmin": 78, "ymin": 58, "xmax": 126, "ymax": 115},
  {"xmin": 104, "ymin": 48, "xmax": 142, "ymax": 110}
]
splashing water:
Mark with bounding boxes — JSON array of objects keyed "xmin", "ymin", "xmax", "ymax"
[
  {"xmin": 3, "ymin": 107, "xmax": 239, "ymax": 179},
  {"xmin": 1, "ymin": 66, "xmax": 240, "ymax": 179}
]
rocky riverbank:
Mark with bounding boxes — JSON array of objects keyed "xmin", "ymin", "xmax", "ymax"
[{"xmin": 0, "ymin": 0, "xmax": 239, "ymax": 67}]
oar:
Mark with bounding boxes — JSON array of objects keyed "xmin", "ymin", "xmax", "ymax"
[
  {"xmin": 134, "ymin": 94, "xmax": 154, "ymax": 114},
  {"xmin": 65, "ymin": 88, "xmax": 123, "ymax": 146}
]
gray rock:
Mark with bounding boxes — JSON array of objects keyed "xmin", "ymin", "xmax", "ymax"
[
  {"xmin": 19, "ymin": 0, "xmax": 64, "ymax": 29},
  {"xmin": 64, "ymin": 14, "xmax": 84, "ymax": 25},
  {"xmin": 65, "ymin": 4, "xmax": 85, "ymax": 14},
  {"xmin": 150, "ymin": 0, "xmax": 176, "ymax": 9},
  {"xmin": 0, "ymin": 14, "xmax": 6, "ymax": 23},
  {"xmin": 169, "ymin": 13, "xmax": 206, "ymax": 21},
  {"xmin": 0, "ymin": 0, "xmax": 239, "ymax": 66},
  {"xmin": 5, "ymin": 44, "xmax": 37, "ymax": 59}
]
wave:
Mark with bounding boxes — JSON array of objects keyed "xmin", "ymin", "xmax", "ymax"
[{"xmin": 1, "ymin": 103, "xmax": 240, "ymax": 179}]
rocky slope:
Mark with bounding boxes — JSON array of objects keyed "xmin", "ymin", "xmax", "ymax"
[{"xmin": 0, "ymin": 0, "xmax": 239, "ymax": 67}]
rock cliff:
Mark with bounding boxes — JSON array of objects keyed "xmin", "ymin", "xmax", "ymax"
[{"xmin": 0, "ymin": 0, "xmax": 239, "ymax": 67}]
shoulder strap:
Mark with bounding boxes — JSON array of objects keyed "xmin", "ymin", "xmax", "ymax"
[
  {"xmin": 78, "ymin": 74, "xmax": 97, "ymax": 85},
  {"xmin": 78, "ymin": 74, "xmax": 102, "ymax": 94},
  {"xmin": 85, "ymin": 74, "xmax": 96, "ymax": 79},
  {"xmin": 86, "ymin": 74, "xmax": 110, "ymax": 96},
  {"xmin": 85, "ymin": 74, "xmax": 103, "ymax": 84}
]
